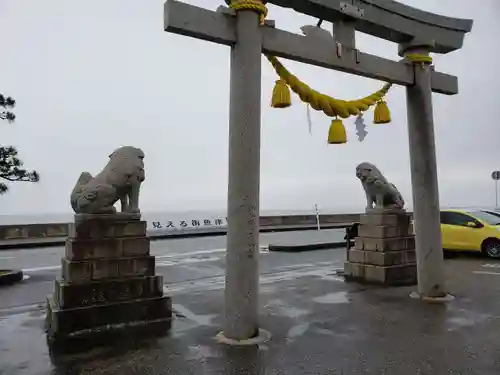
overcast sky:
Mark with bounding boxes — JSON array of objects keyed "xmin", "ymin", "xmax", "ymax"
[{"xmin": 0, "ymin": 0, "xmax": 498, "ymax": 215}]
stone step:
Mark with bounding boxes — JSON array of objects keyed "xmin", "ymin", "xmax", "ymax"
[
  {"xmin": 62, "ymin": 256, "xmax": 156, "ymax": 283},
  {"xmin": 65, "ymin": 236, "xmax": 150, "ymax": 260},
  {"xmin": 69, "ymin": 220, "xmax": 147, "ymax": 240},
  {"xmin": 355, "ymin": 236, "xmax": 415, "ymax": 252},
  {"xmin": 46, "ymin": 295, "xmax": 172, "ymax": 340},
  {"xmin": 54, "ymin": 275, "xmax": 164, "ymax": 309},
  {"xmin": 347, "ymin": 249, "xmax": 416, "ymax": 266},
  {"xmin": 360, "ymin": 212, "xmax": 411, "ymax": 227},
  {"xmin": 358, "ymin": 223, "xmax": 413, "ymax": 239},
  {"xmin": 344, "ymin": 262, "xmax": 417, "ymax": 286}
]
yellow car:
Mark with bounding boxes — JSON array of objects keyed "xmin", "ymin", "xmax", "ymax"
[{"xmin": 440, "ymin": 209, "xmax": 500, "ymax": 258}]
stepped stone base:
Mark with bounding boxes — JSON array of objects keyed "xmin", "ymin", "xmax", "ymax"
[
  {"xmin": 344, "ymin": 210, "xmax": 417, "ymax": 286},
  {"xmin": 45, "ymin": 214, "xmax": 172, "ymax": 351}
]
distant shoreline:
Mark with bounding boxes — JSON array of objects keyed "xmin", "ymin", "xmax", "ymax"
[{"xmin": 0, "ymin": 205, "xmax": 493, "ymax": 226}]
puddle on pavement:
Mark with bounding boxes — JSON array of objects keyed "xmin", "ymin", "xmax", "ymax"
[
  {"xmin": 264, "ymin": 298, "xmax": 310, "ymax": 319},
  {"xmin": 445, "ymin": 306, "xmax": 494, "ymax": 332},
  {"xmin": 286, "ymin": 322, "xmax": 310, "ymax": 342},
  {"xmin": 186, "ymin": 344, "xmax": 221, "ymax": 361},
  {"xmin": 172, "ymin": 304, "xmax": 217, "ymax": 327},
  {"xmin": 313, "ymin": 291, "xmax": 350, "ymax": 304}
]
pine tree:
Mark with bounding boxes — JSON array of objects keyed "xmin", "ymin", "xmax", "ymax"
[
  {"xmin": 0, "ymin": 93, "xmax": 39, "ymax": 193},
  {"xmin": 0, "ymin": 94, "xmax": 16, "ymax": 122}
]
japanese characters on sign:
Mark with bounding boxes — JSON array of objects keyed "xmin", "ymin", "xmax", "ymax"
[{"xmin": 149, "ymin": 217, "xmax": 228, "ymax": 230}]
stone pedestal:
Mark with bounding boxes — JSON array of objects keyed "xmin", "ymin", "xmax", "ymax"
[
  {"xmin": 45, "ymin": 214, "xmax": 172, "ymax": 350},
  {"xmin": 344, "ymin": 210, "xmax": 417, "ymax": 286}
]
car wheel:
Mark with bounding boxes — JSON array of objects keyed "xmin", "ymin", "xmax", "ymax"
[{"xmin": 482, "ymin": 239, "xmax": 500, "ymax": 259}]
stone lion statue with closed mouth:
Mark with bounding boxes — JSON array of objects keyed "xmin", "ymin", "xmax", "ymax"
[
  {"xmin": 356, "ymin": 162, "xmax": 405, "ymax": 211},
  {"xmin": 70, "ymin": 146, "xmax": 145, "ymax": 215}
]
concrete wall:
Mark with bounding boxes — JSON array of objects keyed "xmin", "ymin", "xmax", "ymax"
[
  {"xmin": 0, "ymin": 214, "xmax": 362, "ymax": 241},
  {"xmin": 0, "ymin": 223, "xmax": 69, "ymax": 241}
]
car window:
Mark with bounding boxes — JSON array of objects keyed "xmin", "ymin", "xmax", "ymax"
[
  {"xmin": 468, "ymin": 210, "xmax": 500, "ymax": 225},
  {"xmin": 440, "ymin": 211, "xmax": 480, "ymax": 227}
]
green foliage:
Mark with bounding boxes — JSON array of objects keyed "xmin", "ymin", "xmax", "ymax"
[{"xmin": 0, "ymin": 94, "xmax": 16, "ymax": 122}]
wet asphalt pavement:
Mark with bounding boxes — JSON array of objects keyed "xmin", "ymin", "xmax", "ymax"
[{"xmin": 2, "ymin": 230, "xmax": 500, "ymax": 374}]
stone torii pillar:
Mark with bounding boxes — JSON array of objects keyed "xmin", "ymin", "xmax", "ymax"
[
  {"xmin": 164, "ymin": 0, "xmax": 472, "ymax": 340},
  {"xmin": 223, "ymin": 5, "xmax": 263, "ymax": 342},
  {"xmin": 400, "ymin": 40, "xmax": 447, "ymax": 299}
]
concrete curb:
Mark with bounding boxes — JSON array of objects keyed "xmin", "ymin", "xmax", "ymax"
[
  {"xmin": 0, "ymin": 224, "xmax": 348, "ymax": 251},
  {"xmin": 268, "ymin": 241, "xmax": 346, "ymax": 252},
  {"xmin": 0, "ymin": 270, "xmax": 24, "ymax": 286},
  {"xmin": 0, "ymin": 239, "xmax": 64, "ymax": 250}
]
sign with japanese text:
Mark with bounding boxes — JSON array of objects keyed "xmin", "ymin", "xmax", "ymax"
[{"xmin": 148, "ymin": 217, "xmax": 228, "ymax": 231}]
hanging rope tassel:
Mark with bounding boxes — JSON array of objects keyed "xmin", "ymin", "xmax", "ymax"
[
  {"xmin": 271, "ymin": 79, "xmax": 291, "ymax": 108},
  {"xmin": 373, "ymin": 100, "xmax": 391, "ymax": 124},
  {"xmin": 327, "ymin": 118, "xmax": 347, "ymax": 144}
]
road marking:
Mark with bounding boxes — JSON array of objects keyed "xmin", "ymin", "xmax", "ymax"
[
  {"xmin": 0, "ymin": 256, "xmax": 15, "ymax": 260},
  {"xmin": 156, "ymin": 261, "xmax": 176, "ymax": 267},
  {"xmin": 155, "ymin": 246, "xmax": 269, "ymax": 259},
  {"xmin": 0, "ymin": 303, "xmax": 44, "ymax": 316},
  {"xmin": 473, "ymin": 271, "xmax": 500, "ymax": 276},
  {"xmin": 155, "ymin": 248, "xmax": 226, "ymax": 259},
  {"xmin": 156, "ymin": 256, "xmax": 221, "ymax": 267},
  {"xmin": 481, "ymin": 263, "xmax": 500, "ymax": 269},
  {"xmin": 22, "ymin": 265, "xmax": 61, "ymax": 273}
]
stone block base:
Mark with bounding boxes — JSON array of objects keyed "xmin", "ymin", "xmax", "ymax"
[
  {"xmin": 358, "ymin": 223, "xmax": 413, "ymax": 239},
  {"xmin": 348, "ymin": 249, "xmax": 416, "ymax": 266},
  {"xmin": 360, "ymin": 212, "xmax": 411, "ymax": 226},
  {"xmin": 54, "ymin": 275, "xmax": 164, "ymax": 309},
  {"xmin": 62, "ymin": 256, "xmax": 155, "ymax": 283},
  {"xmin": 344, "ymin": 262, "xmax": 417, "ymax": 286},
  {"xmin": 355, "ymin": 236, "xmax": 415, "ymax": 252},
  {"xmin": 69, "ymin": 219, "xmax": 147, "ymax": 240},
  {"xmin": 65, "ymin": 236, "xmax": 150, "ymax": 260}
]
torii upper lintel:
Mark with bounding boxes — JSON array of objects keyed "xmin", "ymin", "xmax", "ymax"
[{"xmin": 262, "ymin": 0, "xmax": 473, "ymax": 54}]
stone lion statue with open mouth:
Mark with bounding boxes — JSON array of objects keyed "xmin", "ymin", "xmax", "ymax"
[
  {"xmin": 70, "ymin": 146, "xmax": 145, "ymax": 215},
  {"xmin": 356, "ymin": 162, "xmax": 405, "ymax": 211}
]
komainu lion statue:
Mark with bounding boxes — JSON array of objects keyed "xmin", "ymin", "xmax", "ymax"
[
  {"xmin": 356, "ymin": 162, "xmax": 405, "ymax": 211},
  {"xmin": 70, "ymin": 146, "xmax": 145, "ymax": 215}
]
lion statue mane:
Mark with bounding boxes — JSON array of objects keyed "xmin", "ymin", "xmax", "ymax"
[
  {"xmin": 70, "ymin": 146, "xmax": 145, "ymax": 215},
  {"xmin": 355, "ymin": 162, "xmax": 405, "ymax": 211}
]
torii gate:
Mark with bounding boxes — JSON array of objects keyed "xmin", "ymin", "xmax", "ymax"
[{"xmin": 164, "ymin": 0, "xmax": 473, "ymax": 343}]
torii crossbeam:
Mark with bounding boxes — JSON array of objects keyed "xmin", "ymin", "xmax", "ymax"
[{"xmin": 164, "ymin": 0, "xmax": 472, "ymax": 343}]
